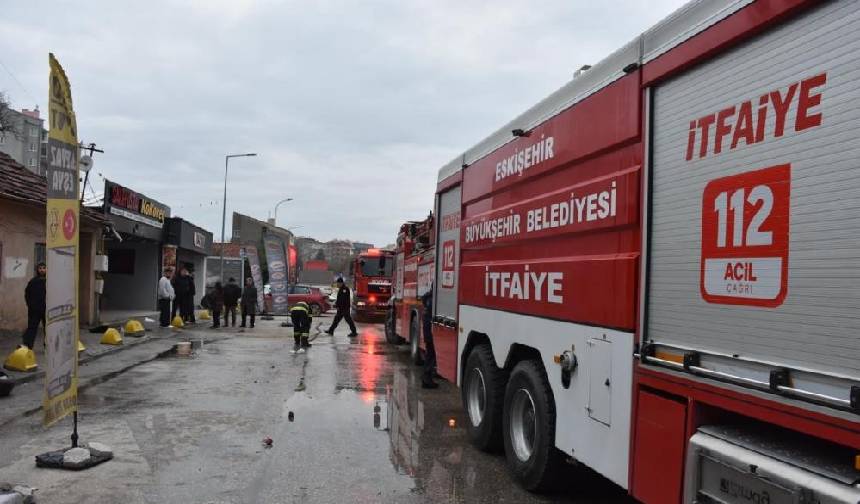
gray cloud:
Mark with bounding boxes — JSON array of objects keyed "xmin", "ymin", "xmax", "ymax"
[{"xmin": 1, "ymin": 0, "xmax": 686, "ymax": 246}]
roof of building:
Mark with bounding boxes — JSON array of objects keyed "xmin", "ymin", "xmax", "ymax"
[{"xmin": 0, "ymin": 152, "xmax": 105, "ymax": 223}]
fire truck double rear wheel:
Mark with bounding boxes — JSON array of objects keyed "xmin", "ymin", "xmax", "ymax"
[
  {"xmin": 503, "ymin": 360, "xmax": 560, "ymax": 492},
  {"xmin": 461, "ymin": 344, "xmax": 507, "ymax": 451}
]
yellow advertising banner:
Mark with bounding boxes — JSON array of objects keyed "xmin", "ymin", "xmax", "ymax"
[{"xmin": 43, "ymin": 53, "xmax": 79, "ymax": 427}]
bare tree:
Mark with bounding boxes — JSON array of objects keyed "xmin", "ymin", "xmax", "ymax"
[{"xmin": 0, "ymin": 92, "xmax": 18, "ymax": 138}]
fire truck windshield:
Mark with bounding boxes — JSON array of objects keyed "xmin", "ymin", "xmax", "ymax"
[{"xmin": 359, "ymin": 256, "xmax": 393, "ymax": 277}]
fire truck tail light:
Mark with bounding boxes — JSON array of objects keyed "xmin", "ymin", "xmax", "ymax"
[
  {"xmin": 369, "ymin": 295, "xmax": 377, "ymax": 304},
  {"xmin": 855, "ymin": 455, "xmax": 860, "ymax": 471}
]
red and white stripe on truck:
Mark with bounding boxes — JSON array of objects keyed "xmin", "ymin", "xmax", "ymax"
[{"xmin": 431, "ymin": 0, "xmax": 860, "ymax": 502}]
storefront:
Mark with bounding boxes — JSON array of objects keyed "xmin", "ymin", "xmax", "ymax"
[
  {"xmin": 164, "ymin": 217, "xmax": 212, "ymax": 307},
  {"xmin": 101, "ymin": 180, "xmax": 170, "ymax": 315}
]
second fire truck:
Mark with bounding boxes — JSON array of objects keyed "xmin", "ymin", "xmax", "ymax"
[{"xmin": 404, "ymin": 1, "xmax": 860, "ymax": 502}]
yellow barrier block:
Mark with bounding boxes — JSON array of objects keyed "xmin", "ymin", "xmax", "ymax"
[
  {"xmin": 3, "ymin": 346, "xmax": 37, "ymax": 372},
  {"xmin": 101, "ymin": 328, "xmax": 123, "ymax": 345},
  {"xmin": 77, "ymin": 339, "xmax": 86, "ymax": 352},
  {"xmin": 197, "ymin": 310, "xmax": 211, "ymax": 321},
  {"xmin": 171, "ymin": 316, "xmax": 184, "ymax": 328},
  {"xmin": 124, "ymin": 319, "xmax": 145, "ymax": 336}
]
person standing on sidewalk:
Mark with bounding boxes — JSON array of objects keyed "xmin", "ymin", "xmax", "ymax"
[
  {"xmin": 20, "ymin": 262, "xmax": 46, "ymax": 349},
  {"xmin": 158, "ymin": 268, "xmax": 175, "ymax": 327},
  {"xmin": 325, "ymin": 277, "xmax": 357, "ymax": 337},
  {"xmin": 172, "ymin": 267, "xmax": 189, "ymax": 321},
  {"xmin": 223, "ymin": 277, "xmax": 241, "ymax": 328},
  {"xmin": 185, "ymin": 271, "xmax": 197, "ymax": 324},
  {"xmin": 240, "ymin": 277, "xmax": 257, "ymax": 329},
  {"xmin": 420, "ymin": 286, "xmax": 438, "ymax": 389},
  {"xmin": 210, "ymin": 282, "xmax": 225, "ymax": 329}
]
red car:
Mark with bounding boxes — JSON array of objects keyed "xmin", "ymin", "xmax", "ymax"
[{"xmin": 265, "ymin": 284, "xmax": 331, "ymax": 316}]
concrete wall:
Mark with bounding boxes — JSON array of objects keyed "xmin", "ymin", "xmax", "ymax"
[
  {"xmin": 0, "ymin": 200, "xmax": 100, "ymax": 337},
  {"xmin": 101, "ymin": 239, "xmax": 159, "ymax": 311}
]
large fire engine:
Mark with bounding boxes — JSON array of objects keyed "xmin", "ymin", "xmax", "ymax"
[
  {"xmin": 386, "ymin": 215, "xmax": 435, "ymax": 364},
  {"xmin": 350, "ymin": 248, "xmax": 394, "ymax": 321},
  {"xmin": 425, "ymin": 1, "xmax": 860, "ymax": 501}
]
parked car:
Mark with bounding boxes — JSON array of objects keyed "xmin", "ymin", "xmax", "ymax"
[{"xmin": 287, "ymin": 284, "xmax": 330, "ymax": 316}]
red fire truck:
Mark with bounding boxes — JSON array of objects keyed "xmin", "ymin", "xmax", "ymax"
[
  {"xmin": 386, "ymin": 215, "xmax": 435, "ymax": 364},
  {"xmin": 350, "ymin": 248, "xmax": 394, "ymax": 321},
  {"xmin": 427, "ymin": 1, "xmax": 860, "ymax": 501}
]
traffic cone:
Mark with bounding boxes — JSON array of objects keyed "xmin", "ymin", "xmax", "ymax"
[
  {"xmin": 124, "ymin": 319, "xmax": 145, "ymax": 337},
  {"xmin": 100, "ymin": 327, "xmax": 123, "ymax": 345},
  {"xmin": 171, "ymin": 315, "xmax": 184, "ymax": 328},
  {"xmin": 77, "ymin": 339, "xmax": 86, "ymax": 352},
  {"xmin": 3, "ymin": 345, "xmax": 37, "ymax": 372}
]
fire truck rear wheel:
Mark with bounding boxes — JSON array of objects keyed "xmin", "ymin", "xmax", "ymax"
[
  {"xmin": 409, "ymin": 315, "xmax": 423, "ymax": 366},
  {"xmin": 503, "ymin": 359, "xmax": 560, "ymax": 492},
  {"xmin": 462, "ymin": 344, "xmax": 507, "ymax": 452},
  {"xmin": 384, "ymin": 310, "xmax": 402, "ymax": 344}
]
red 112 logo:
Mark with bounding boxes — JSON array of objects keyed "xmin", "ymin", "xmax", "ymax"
[
  {"xmin": 441, "ymin": 240, "xmax": 456, "ymax": 288},
  {"xmin": 700, "ymin": 164, "xmax": 790, "ymax": 307}
]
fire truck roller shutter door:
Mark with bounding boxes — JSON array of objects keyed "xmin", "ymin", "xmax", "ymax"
[
  {"xmin": 647, "ymin": 1, "xmax": 860, "ymax": 398},
  {"xmin": 435, "ymin": 186, "xmax": 461, "ymax": 322}
]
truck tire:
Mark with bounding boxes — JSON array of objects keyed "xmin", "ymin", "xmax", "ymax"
[
  {"xmin": 309, "ymin": 303, "xmax": 322, "ymax": 317},
  {"xmin": 409, "ymin": 315, "xmax": 423, "ymax": 366},
  {"xmin": 462, "ymin": 344, "xmax": 507, "ymax": 452},
  {"xmin": 384, "ymin": 309, "xmax": 402, "ymax": 344},
  {"xmin": 502, "ymin": 359, "xmax": 561, "ymax": 492}
]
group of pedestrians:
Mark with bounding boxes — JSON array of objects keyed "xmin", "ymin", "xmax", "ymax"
[
  {"xmin": 157, "ymin": 267, "xmax": 199, "ymax": 327},
  {"xmin": 200, "ymin": 277, "xmax": 258, "ymax": 329},
  {"xmin": 157, "ymin": 270, "xmax": 258, "ymax": 330}
]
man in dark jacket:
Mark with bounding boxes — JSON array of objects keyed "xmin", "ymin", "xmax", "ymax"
[
  {"xmin": 223, "ymin": 277, "xmax": 242, "ymax": 327},
  {"xmin": 420, "ymin": 287, "xmax": 438, "ymax": 389},
  {"xmin": 21, "ymin": 262, "xmax": 46, "ymax": 349},
  {"xmin": 172, "ymin": 268, "xmax": 189, "ymax": 321},
  {"xmin": 240, "ymin": 277, "xmax": 258, "ymax": 329},
  {"xmin": 209, "ymin": 282, "xmax": 225, "ymax": 329},
  {"xmin": 325, "ymin": 277, "xmax": 357, "ymax": 337},
  {"xmin": 184, "ymin": 272, "xmax": 197, "ymax": 324}
]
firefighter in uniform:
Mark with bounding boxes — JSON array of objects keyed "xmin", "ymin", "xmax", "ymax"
[
  {"xmin": 290, "ymin": 301, "xmax": 313, "ymax": 353},
  {"xmin": 325, "ymin": 277, "xmax": 357, "ymax": 337}
]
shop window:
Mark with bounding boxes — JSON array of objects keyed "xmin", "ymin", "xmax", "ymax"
[{"xmin": 108, "ymin": 249, "xmax": 135, "ymax": 275}]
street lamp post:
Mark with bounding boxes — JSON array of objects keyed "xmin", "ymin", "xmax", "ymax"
[
  {"xmin": 272, "ymin": 197, "xmax": 293, "ymax": 227},
  {"xmin": 220, "ymin": 153, "xmax": 257, "ymax": 282}
]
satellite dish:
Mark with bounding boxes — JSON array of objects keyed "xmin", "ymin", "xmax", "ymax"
[{"xmin": 79, "ymin": 155, "xmax": 94, "ymax": 173}]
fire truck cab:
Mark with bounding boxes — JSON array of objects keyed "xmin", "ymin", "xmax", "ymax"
[
  {"xmin": 429, "ymin": 1, "xmax": 860, "ymax": 501},
  {"xmin": 350, "ymin": 248, "xmax": 394, "ymax": 321}
]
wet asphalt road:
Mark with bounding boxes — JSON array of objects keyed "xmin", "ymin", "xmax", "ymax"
[{"xmin": 0, "ymin": 317, "xmax": 634, "ymax": 504}]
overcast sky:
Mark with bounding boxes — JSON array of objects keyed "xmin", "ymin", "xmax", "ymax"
[{"xmin": 1, "ymin": 0, "xmax": 687, "ymax": 246}]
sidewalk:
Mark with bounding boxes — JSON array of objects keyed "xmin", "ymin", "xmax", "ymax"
[{"xmin": 1, "ymin": 322, "xmax": 177, "ymax": 386}]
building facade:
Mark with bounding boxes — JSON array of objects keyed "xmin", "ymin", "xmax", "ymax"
[
  {"xmin": 0, "ymin": 153, "xmax": 104, "ymax": 338},
  {"xmin": 0, "ymin": 108, "xmax": 46, "ymax": 176},
  {"xmin": 100, "ymin": 180, "xmax": 171, "ymax": 314},
  {"xmin": 164, "ymin": 217, "xmax": 212, "ymax": 307}
]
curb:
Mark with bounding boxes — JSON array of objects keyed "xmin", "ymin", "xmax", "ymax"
[{"xmin": 5, "ymin": 328, "xmax": 180, "ymax": 386}]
